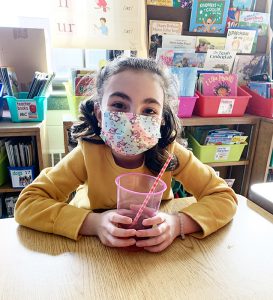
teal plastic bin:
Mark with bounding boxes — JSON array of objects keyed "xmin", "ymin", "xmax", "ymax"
[{"xmin": 5, "ymin": 92, "xmax": 47, "ymax": 122}]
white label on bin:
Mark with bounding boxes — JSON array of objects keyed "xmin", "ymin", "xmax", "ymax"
[
  {"xmin": 215, "ymin": 146, "xmax": 230, "ymax": 160},
  {"xmin": 217, "ymin": 99, "xmax": 235, "ymax": 114},
  {"xmin": 16, "ymin": 101, "xmax": 37, "ymax": 120},
  {"xmin": 9, "ymin": 169, "xmax": 33, "ymax": 188}
]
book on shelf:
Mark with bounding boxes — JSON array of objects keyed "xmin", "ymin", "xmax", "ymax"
[
  {"xmin": 148, "ymin": 20, "xmax": 183, "ymax": 58},
  {"xmin": 195, "ymin": 36, "xmax": 226, "ymax": 52},
  {"xmin": 27, "ymin": 71, "xmax": 55, "ymax": 99},
  {"xmin": 71, "ymin": 69, "xmax": 96, "ymax": 96},
  {"xmin": 225, "ymin": 28, "xmax": 256, "ymax": 54},
  {"xmin": 248, "ymin": 81, "xmax": 272, "ymax": 98},
  {"xmin": 238, "ymin": 11, "xmax": 270, "ymax": 37},
  {"xmin": 172, "ymin": 52, "xmax": 206, "ymax": 68},
  {"xmin": 189, "ymin": 0, "xmax": 230, "ymax": 34},
  {"xmin": 0, "ymin": 67, "xmax": 19, "ymax": 97},
  {"xmin": 162, "ymin": 35, "xmax": 196, "ymax": 50},
  {"xmin": 201, "ymin": 73, "xmax": 238, "ymax": 96},
  {"xmin": 156, "ymin": 48, "xmax": 175, "ymax": 66},
  {"xmin": 147, "ymin": 0, "xmax": 173, "ymax": 6},
  {"xmin": 232, "ymin": 0, "xmax": 255, "ymax": 11},
  {"xmin": 226, "ymin": 7, "xmax": 240, "ymax": 29},
  {"xmin": 171, "ymin": 66, "xmax": 198, "ymax": 96},
  {"xmin": 232, "ymin": 54, "xmax": 269, "ymax": 85},
  {"xmin": 203, "ymin": 49, "xmax": 236, "ymax": 73}
]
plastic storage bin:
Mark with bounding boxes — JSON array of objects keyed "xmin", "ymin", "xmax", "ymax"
[
  {"xmin": 194, "ymin": 87, "xmax": 251, "ymax": 117},
  {"xmin": 188, "ymin": 133, "xmax": 247, "ymax": 163},
  {"xmin": 5, "ymin": 92, "xmax": 47, "ymax": 122},
  {"xmin": 178, "ymin": 94, "xmax": 198, "ymax": 118},
  {"xmin": 8, "ymin": 166, "xmax": 35, "ymax": 188},
  {"xmin": 64, "ymin": 82, "xmax": 85, "ymax": 119},
  {"xmin": 242, "ymin": 85, "xmax": 273, "ymax": 118},
  {"xmin": 0, "ymin": 153, "xmax": 9, "ymax": 186}
]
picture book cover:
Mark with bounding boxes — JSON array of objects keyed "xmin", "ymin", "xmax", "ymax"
[
  {"xmin": 175, "ymin": 0, "xmax": 193, "ymax": 8},
  {"xmin": 189, "ymin": 0, "xmax": 230, "ymax": 34},
  {"xmin": 226, "ymin": 7, "xmax": 240, "ymax": 29},
  {"xmin": 238, "ymin": 12, "xmax": 270, "ymax": 36},
  {"xmin": 149, "ymin": 20, "xmax": 183, "ymax": 58},
  {"xmin": 232, "ymin": 54, "xmax": 269, "ymax": 85},
  {"xmin": 203, "ymin": 49, "xmax": 236, "ymax": 72},
  {"xmin": 248, "ymin": 81, "xmax": 271, "ymax": 98},
  {"xmin": 172, "ymin": 52, "xmax": 206, "ymax": 68},
  {"xmin": 202, "ymin": 73, "xmax": 238, "ymax": 96},
  {"xmin": 232, "ymin": 0, "xmax": 255, "ymax": 11},
  {"xmin": 225, "ymin": 28, "xmax": 256, "ymax": 54},
  {"xmin": 171, "ymin": 67, "xmax": 198, "ymax": 96},
  {"xmin": 147, "ymin": 0, "xmax": 173, "ymax": 6},
  {"xmin": 156, "ymin": 48, "xmax": 175, "ymax": 66},
  {"xmin": 162, "ymin": 35, "xmax": 196, "ymax": 50},
  {"xmin": 195, "ymin": 36, "xmax": 226, "ymax": 52}
]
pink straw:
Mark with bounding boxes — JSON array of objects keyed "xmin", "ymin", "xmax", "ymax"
[{"xmin": 131, "ymin": 153, "xmax": 173, "ymax": 226}]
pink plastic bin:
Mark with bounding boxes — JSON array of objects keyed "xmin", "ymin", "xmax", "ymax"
[{"xmin": 177, "ymin": 94, "xmax": 198, "ymax": 118}]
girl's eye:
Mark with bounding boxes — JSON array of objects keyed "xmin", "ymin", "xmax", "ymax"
[
  {"xmin": 111, "ymin": 102, "xmax": 126, "ymax": 110},
  {"xmin": 143, "ymin": 108, "xmax": 157, "ymax": 115}
]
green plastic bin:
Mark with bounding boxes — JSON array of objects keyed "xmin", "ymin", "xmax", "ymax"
[
  {"xmin": 188, "ymin": 133, "xmax": 247, "ymax": 163},
  {"xmin": 0, "ymin": 153, "xmax": 9, "ymax": 186}
]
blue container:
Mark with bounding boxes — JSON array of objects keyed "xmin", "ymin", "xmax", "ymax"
[
  {"xmin": 5, "ymin": 92, "xmax": 47, "ymax": 122},
  {"xmin": 8, "ymin": 166, "xmax": 35, "ymax": 188}
]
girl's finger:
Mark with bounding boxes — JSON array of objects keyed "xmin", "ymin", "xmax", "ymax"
[
  {"xmin": 136, "ymin": 233, "xmax": 166, "ymax": 248},
  {"xmin": 142, "ymin": 214, "xmax": 165, "ymax": 226},
  {"xmin": 136, "ymin": 222, "xmax": 167, "ymax": 238},
  {"xmin": 106, "ymin": 235, "xmax": 136, "ymax": 248},
  {"xmin": 108, "ymin": 224, "xmax": 136, "ymax": 238},
  {"xmin": 110, "ymin": 213, "xmax": 133, "ymax": 225}
]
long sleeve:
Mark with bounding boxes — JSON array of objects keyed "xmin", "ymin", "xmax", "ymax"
[
  {"xmin": 15, "ymin": 145, "xmax": 90, "ymax": 240},
  {"xmin": 172, "ymin": 142, "xmax": 238, "ymax": 238}
]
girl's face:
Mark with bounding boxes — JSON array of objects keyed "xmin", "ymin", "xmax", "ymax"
[{"xmin": 97, "ymin": 70, "xmax": 164, "ymax": 121}]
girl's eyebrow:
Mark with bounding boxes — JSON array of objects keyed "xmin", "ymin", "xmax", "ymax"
[{"xmin": 109, "ymin": 92, "xmax": 161, "ymax": 106}]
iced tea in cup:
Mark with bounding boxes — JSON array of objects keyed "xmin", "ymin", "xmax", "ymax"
[{"xmin": 115, "ymin": 173, "xmax": 167, "ymax": 250}]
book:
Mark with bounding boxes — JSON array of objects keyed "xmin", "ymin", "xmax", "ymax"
[
  {"xmin": 195, "ymin": 36, "xmax": 226, "ymax": 52},
  {"xmin": 232, "ymin": 0, "xmax": 255, "ymax": 11},
  {"xmin": 172, "ymin": 52, "xmax": 206, "ymax": 68},
  {"xmin": 248, "ymin": 81, "xmax": 271, "ymax": 98},
  {"xmin": 202, "ymin": 73, "xmax": 238, "ymax": 96},
  {"xmin": 0, "ymin": 67, "xmax": 19, "ymax": 97},
  {"xmin": 232, "ymin": 54, "xmax": 269, "ymax": 85},
  {"xmin": 156, "ymin": 49, "xmax": 175, "ymax": 66},
  {"xmin": 189, "ymin": 0, "xmax": 230, "ymax": 34},
  {"xmin": 225, "ymin": 28, "xmax": 256, "ymax": 54},
  {"xmin": 176, "ymin": 0, "xmax": 193, "ymax": 8},
  {"xmin": 147, "ymin": 0, "xmax": 173, "ymax": 6},
  {"xmin": 203, "ymin": 49, "xmax": 236, "ymax": 73},
  {"xmin": 162, "ymin": 35, "xmax": 196, "ymax": 50},
  {"xmin": 226, "ymin": 7, "xmax": 240, "ymax": 29},
  {"xmin": 171, "ymin": 67, "xmax": 198, "ymax": 96},
  {"xmin": 238, "ymin": 12, "xmax": 270, "ymax": 37},
  {"xmin": 149, "ymin": 20, "xmax": 183, "ymax": 58}
]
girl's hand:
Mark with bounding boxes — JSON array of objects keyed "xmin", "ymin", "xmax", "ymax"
[
  {"xmin": 135, "ymin": 212, "xmax": 181, "ymax": 253},
  {"xmin": 80, "ymin": 210, "xmax": 136, "ymax": 248}
]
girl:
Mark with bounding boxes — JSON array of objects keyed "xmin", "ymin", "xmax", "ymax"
[{"xmin": 15, "ymin": 57, "xmax": 237, "ymax": 252}]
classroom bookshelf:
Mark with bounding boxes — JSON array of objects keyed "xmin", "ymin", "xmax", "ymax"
[
  {"xmin": 249, "ymin": 118, "xmax": 273, "ymax": 188},
  {"xmin": 181, "ymin": 115, "xmax": 260, "ymax": 196},
  {"xmin": 0, "ymin": 117, "xmax": 49, "ymax": 193}
]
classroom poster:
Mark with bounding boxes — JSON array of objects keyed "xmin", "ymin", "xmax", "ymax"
[{"xmin": 50, "ymin": 0, "xmax": 147, "ymax": 51}]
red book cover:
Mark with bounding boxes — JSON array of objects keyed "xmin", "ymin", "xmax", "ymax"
[{"xmin": 202, "ymin": 73, "xmax": 238, "ymax": 96}]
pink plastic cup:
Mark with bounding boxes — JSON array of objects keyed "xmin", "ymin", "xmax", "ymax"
[{"xmin": 115, "ymin": 173, "xmax": 167, "ymax": 250}]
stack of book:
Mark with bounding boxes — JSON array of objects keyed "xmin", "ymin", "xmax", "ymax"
[
  {"xmin": 27, "ymin": 71, "xmax": 55, "ymax": 99},
  {"xmin": 0, "ymin": 67, "xmax": 19, "ymax": 97},
  {"xmin": 247, "ymin": 81, "xmax": 272, "ymax": 98},
  {"xmin": 188, "ymin": 126, "xmax": 248, "ymax": 145}
]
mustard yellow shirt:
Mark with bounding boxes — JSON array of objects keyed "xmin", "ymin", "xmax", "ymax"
[{"xmin": 15, "ymin": 140, "xmax": 237, "ymax": 240}]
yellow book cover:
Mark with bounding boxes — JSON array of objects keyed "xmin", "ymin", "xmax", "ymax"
[
  {"xmin": 147, "ymin": 0, "xmax": 173, "ymax": 6},
  {"xmin": 195, "ymin": 36, "xmax": 226, "ymax": 52}
]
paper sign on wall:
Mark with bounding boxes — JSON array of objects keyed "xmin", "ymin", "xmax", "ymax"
[{"xmin": 217, "ymin": 99, "xmax": 235, "ymax": 114}]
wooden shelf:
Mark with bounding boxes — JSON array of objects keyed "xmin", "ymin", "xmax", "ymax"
[
  {"xmin": 207, "ymin": 160, "xmax": 249, "ymax": 168},
  {"xmin": 180, "ymin": 114, "xmax": 260, "ymax": 126},
  {"xmin": 0, "ymin": 183, "xmax": 23, "ymax": 193}
]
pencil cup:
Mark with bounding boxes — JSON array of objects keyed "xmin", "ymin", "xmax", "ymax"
[{"xmin": 115, "ymin": 173, "xmax": 167, "ymax": 231}]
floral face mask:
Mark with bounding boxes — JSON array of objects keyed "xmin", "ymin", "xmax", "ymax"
[{"xmin": 100, "ymin": 111, "xmax": 162, "ymax": 156}]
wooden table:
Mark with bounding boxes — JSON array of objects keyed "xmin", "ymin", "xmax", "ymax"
[{"xmin": 1, "ymin": 195, "xmax": 273, "ymax": 300}]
